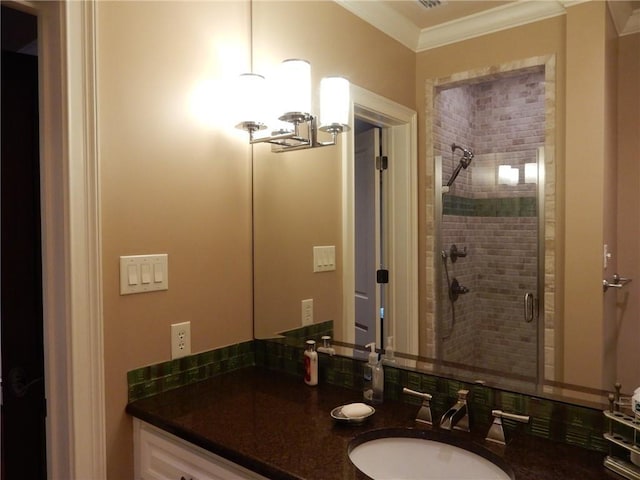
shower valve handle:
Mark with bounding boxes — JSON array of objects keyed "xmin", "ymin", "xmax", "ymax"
[
  {"xmin": 449, "ymin": 278, "xmax": 469, "ymax": 302},
  {"xmin": 449, "ymin": 244, "xmax": 467, "ymax": 263}
]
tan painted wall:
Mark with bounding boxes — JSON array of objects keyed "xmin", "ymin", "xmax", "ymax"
[
  {"xmin": 252, "ymin": 1, "xmax": 415, "ymax": 337},
  {"xmin": 616, "ymin": 32, "xmax": 640, "ymax": 390},
  {"xmin": 564, "ymin": 1, "xmax": 614, "ymax": 389},
  {"xmin": 602, "ymin": 6, "xmax": 620, "ymax": 389},
  {"xmin": 96, "ymin": 2, "xmax": 253, "ymax": 477}
]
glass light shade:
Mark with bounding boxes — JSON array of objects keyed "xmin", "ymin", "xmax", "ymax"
[
  {"xmin": 498, "ymin": 165, "xmax": 519, "ymax": 186},
  {"xmin": 278, "ymin": 59, "xmax": 311, "ymax": 116},
  {"xmin": 524, "ymin": 162, "xmax": 537, "ymax": 184},
  {"xmin": 263, "ymin": 75, "xmax": 293, "ymax": 134},
  {"xmin": 320, "ymin": 76, "xmax": 350, "ymax": 129},
  {"xmin": 235, "ymin": 73, "xmax": 267, "ymax": 129}
]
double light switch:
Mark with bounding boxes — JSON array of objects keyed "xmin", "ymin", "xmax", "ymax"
[{"xmin": 120, "ymin": 254, "xmax": 168, "ymax": 295}]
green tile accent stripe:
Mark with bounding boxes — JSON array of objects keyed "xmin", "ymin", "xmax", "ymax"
[
  {"xmin": 444, "ymin": 195, "xmax": 536, "ymax": 217},
  {"xmin": 127, "ymin": 340, "xmax": 255, "ymax": 402},
  {"xmin": 127, "ymin": 337, "xmax": 606, "ymax": 453}
]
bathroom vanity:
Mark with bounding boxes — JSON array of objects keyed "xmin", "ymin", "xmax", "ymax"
[{"xmin": 127, "ymin": 367, "xmax": 618, "ymax": 480}]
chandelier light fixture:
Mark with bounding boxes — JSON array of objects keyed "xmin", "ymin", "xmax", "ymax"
[{"xmin": 235, "ymin": 59, "xmax": 350, "ymax": 153}]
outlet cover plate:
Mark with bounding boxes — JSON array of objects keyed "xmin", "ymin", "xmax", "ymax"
[
  {"xmin": 171, "ymin": 321, "xmax": 191, "ymax": 359},
  {"xmin": 301, "ymin": 299, "xmax": 313, "ymax": 326}
]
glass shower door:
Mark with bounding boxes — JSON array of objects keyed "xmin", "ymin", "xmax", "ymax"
[{"xmin": 438, "ymin": 147, "xmax": 543, "ymax": 385}]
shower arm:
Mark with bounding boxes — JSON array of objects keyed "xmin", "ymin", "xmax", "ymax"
[{"xmin": 446, "ymin": 162, "xmax": 465, "ymax": 187}]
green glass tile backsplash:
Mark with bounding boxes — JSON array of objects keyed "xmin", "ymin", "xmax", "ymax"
[
  {"xmin": 127, "ymin": 340, "xmax": 255, "ymax": 402},
  {"xmin": 127, "ymin": 335, "xmax": 606, "ymax": 453}
]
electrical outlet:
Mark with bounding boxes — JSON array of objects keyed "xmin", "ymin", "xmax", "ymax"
[
  {"xmin": 171, "ymin": 321, "xmax": 191, "ymax": 359},
  {"xmin": 301, "ymin": 299, "xmax": 313, "ymax": 326}
]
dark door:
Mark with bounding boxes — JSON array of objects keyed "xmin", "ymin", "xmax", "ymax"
[{"xmin": 1, "ymin": 7, "xmax": 47, "ymax": 480}]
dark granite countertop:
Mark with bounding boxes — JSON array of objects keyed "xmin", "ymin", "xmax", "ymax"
[{"xmin": 126, "ymin": 367, "xmax": 616, "ymax": 480}]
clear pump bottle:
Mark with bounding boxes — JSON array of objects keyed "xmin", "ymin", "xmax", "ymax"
[{"xmin": 363, "ymin": 343, "xmax": 384, "ymax": 404}]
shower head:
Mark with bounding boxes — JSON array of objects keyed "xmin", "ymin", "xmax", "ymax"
[
  {"xmin": 452, "ymin": 143, "xmax": 474, "ymax": 167},
  {"xmin": 445, "ymin": 143, "xmax": 474, "ymax": 187}
]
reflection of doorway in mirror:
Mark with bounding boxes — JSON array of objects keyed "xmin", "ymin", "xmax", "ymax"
[
  {"xmin": 354, "ymin": 125, "xmax": 383, "ymax": 353},
  {"xmin": 341, "ymin": 85, "xmax": 419, "ymax": 358}
]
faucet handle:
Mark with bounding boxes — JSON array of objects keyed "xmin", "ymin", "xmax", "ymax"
[
  {"xmin": 457, "ymin": 389, "xmax": 470, "ymax": 401},
  {"xmin": 403, "ymin": 387, "xmax": 433, "ymax": 425},
  {"xmin": 494, "ymin": 409, "xmax": 530, "ymax": 423},
  {"xmin": 485, "ymin": 410, "xmax": 530, "ymax": 445}
]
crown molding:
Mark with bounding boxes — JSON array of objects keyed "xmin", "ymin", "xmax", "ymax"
[
  {"xmin": 623, "ymin": 9, "xmax": 640, "ymax": 35},
  {"xmin": 334, "ymin": 0, "xmax": 421, "ymax": 51},
  {"xmin": 416, "ymin": 1, "xmax": 568, "ymax": 51},
  {"xmin": 608, "ymin": 1, "xmax": 640, "ymax": 36},
  {"xmin": 336, "ymin": 0, "xmax": 638, "ymax": 53}
]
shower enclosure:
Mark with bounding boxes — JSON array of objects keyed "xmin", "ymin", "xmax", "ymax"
[{"xmin": 433, "ymin": 67, "xmax": 545, "ymax": 384}]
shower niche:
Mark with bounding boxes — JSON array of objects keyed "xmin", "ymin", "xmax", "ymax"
[{"xmin": 433, "ymin": 65, "xmax": 547, "ymax": 384}]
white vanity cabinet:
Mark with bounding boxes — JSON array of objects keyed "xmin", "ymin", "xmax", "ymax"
[{"xmin": 133, "ymin": 419, "xmax": 269, "ymax": 480}]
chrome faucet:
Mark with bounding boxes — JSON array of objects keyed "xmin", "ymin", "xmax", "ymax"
[
  {"xmin": 403, "ymin": 387, "xmax": 433, "ymax": 425},
  {"xmin": 440, "ymin": 389, "xmax": 470, "ymax": 432}
]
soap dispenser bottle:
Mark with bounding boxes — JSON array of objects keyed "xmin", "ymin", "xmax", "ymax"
[
  {"xmin": 364, "ymin": 343, "xmax": 384, "ymax": 404},
  {"xmin": 304, "ymin": 340, "xmax": 318, "ymax": 386}
]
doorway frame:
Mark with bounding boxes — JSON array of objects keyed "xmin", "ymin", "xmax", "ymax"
[
  {"xmin": 4, "ymin": 1, "xmax": 106, "ymax": 478},
  {"xmin": 341, "ymin": 85, "xmax": 418, "ymax": 355}
]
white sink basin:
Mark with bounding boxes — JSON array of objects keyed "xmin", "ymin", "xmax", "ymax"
[{"xmin": 349, "ymin": 431, "xmax": 513, "ymax": 480}]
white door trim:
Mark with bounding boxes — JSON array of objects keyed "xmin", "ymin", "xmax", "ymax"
[
  {"xmin": 341, "ymin": 86, "xmax": 418, "ymax": 355},
  {"xmin": 64, "ymin": 2, "xmax": 106, "ymax": 478},
  {"xmin": 10, "ymin": 0, "xmax": 107, "ymax": 478}
]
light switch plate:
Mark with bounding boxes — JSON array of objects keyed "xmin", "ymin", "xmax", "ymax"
[
  {"xmin": 313, "ymin": 246, "xmax": 336, "ymax": 272},
  {"xmin": 120, "ymin": 254, "xmax": 168, "ymax": 295}
]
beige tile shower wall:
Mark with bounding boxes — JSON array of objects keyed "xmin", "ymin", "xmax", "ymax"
[
  {"xmin": 435, "ymin": 66, "xmax": 544, "ymax": 379},
  {"xmin": 96, "ymin": 3, "xmax": 253, "ymax": 477},
  {"xmin": 437, "ymin": 70, "xmax": 545, "ymax": 199},
  {"xmin": 440, "ymin": 215, "xmax": 475, "ymax": 364},
  {"xmin": 472, "ymin": 216, "xmax": 538, "ymax": 377},
  {"xmin": 440, "ymin": 215, "xmax": 538, "ymax": 378},
  {"xmin": 422, "ymin": 49, "xmax": 557, "ymax": 378},
  {"xmin": 473, "ymin": 70, "xmax": 546, "ymax": 155},
  {"xmin": 436, "ymin": 87, "xmax": 475, "ymax": 197}
]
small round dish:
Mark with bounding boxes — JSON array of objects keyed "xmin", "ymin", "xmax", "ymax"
[{"xmin": 331, "ymin": 403, "xmax": 375, "ymax": 424}]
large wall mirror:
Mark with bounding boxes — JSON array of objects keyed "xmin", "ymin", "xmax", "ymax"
[{"xmin": 251, "ymin": 0, "xmax": 640, "ymax": 406}]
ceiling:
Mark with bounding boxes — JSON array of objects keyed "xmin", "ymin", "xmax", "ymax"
[
  {"xmin": 336, "ymin": 0, "xmax": 640, "ymax": 52},
  {"xmin": 377, "ymin": 0, "xmax": 515, "ymax": 29}
]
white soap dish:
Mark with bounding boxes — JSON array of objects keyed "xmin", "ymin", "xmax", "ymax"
[{"xmin": 331, "ymin": 403, "xmax": 375, "ymax": 424}]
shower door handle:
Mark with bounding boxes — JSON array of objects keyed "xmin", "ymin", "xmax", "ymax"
[{"xmin": 524, "ymin": 293, "xmax": 535, "ymax": 323}]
